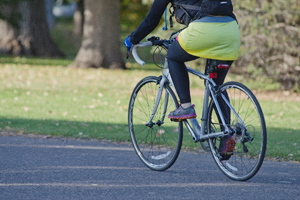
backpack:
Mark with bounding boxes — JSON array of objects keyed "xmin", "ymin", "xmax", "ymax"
[{"xmin": 171, "ymin": 0, "xmax": 233, "ymax": 26}]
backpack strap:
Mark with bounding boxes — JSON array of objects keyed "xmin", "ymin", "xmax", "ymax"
[
  {"xmin": 170, "ymin": 1, "xmax": 201, "ymax": 26},
  {"xmin": 174, "ymin": 3, "xmax": 201, "ymax": 11}
]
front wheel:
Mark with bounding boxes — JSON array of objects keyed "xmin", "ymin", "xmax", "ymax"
[
  {"xmin": 207, "ymin": 82, "xmax": 267, "ymax": 181},
  {"xmin": 128, "ymin": 76, "xmax": 183, "ymax": 171}
]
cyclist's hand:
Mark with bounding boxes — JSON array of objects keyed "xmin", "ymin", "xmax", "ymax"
[
  {"xmin": 124, "ymin": 36, "xmax": 132, "ymax": 51},
  {"xmin": 124, "ymin": 36, "xmax": 132, "ymax": 59}
]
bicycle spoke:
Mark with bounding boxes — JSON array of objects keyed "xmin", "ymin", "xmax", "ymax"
[{"xmin": 129, "ymin": 77, "xmax": 182, "ymax": 171}]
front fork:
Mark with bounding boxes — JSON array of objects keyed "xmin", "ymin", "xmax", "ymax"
[{"xmin": 146, "ymin": 57, "xmax": 177, "ymax": 127}]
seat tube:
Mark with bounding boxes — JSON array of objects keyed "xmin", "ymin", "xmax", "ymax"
[
  {"xmin": 208, "ymin": 84, "xmax": 229, "ymax": 132},
  {"xmin": 200, "ymin": 81, "xmax": 211, "ymax": 136}
]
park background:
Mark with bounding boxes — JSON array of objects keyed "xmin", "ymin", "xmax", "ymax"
[{"xmin": 0, "ymin": 0, "xmax": 299, "ymax": 162}]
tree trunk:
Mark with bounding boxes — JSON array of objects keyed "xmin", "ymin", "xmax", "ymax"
[
  {"xmin": 73, "ymin": 0, "xmax": 84, "ymax": 36},
  {"xmin": 69, "ymin": 0, "xmax": 125, "ymax": 69},
  {"xmin": 0, "ymin": 0, "xmax": 64, "ymax": 57},
  {"xmin": 0, "ymin": 3, "xmax": 22, "ymax": 55}
]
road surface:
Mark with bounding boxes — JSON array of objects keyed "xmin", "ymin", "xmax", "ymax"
[{"xmin": 0, "ymin": 135, "xmax": 299, "ymax": 200}]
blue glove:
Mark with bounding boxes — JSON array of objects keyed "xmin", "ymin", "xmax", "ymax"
[{"xmin": 124, "ymin": 36, "xmax": 132, "ymax": 52}]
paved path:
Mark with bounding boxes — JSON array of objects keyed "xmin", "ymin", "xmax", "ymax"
[{"xmin": 0, "ymin": 136, "xmax": 299, "ymax": 200}]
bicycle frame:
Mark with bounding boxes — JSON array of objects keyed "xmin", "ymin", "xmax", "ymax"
[{"xmin": 133, "ymin": 43, "xmax": 245, "ymax": 143}]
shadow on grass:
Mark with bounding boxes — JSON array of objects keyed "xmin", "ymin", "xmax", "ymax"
[
  {"xmin": 0, "ymin": 117, "xmax": 131, "ymax": 142},
  {"xmin": 0, "ymin": 117, "xmax": 299, "ymax": 162}
]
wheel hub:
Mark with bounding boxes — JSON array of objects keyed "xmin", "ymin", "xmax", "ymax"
[{"xmin": 146, "ymin": 120, "xmax": 163, "ymax": 128}]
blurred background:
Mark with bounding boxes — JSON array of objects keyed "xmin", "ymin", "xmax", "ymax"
[{"xmin": 0, "ymin": 0, "xmax": 299, "ymax": 90}]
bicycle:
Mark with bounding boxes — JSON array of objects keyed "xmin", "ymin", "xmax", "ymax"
[{"xmin": 127, "ymin": 35, "xmax": 267, "ymax": 181}]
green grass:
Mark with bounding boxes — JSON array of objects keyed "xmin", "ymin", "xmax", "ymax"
[
  {"xmin": 261, "ymin": 100, "xmax": 300, "ymax": 162},
  {"xmin": 0, "ymin": 55, "xmax": 72, "ymax": 66},
  {"xmin": 0, "ymin": 62, "xmax": 151, "ymax": 139},
  {"xmin": 0, "ymin": 60, "xmax": 299, "ymax": 162}
]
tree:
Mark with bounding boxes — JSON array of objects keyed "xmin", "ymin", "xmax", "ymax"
[
  {"xmin": 0, "ymin": 0, "xmax": 64, "ymax": 57},
  {"xmin": 73, "ymin": 0, "xmax": 84, "ymax": 36},
  {"xmin": 70, "ymin": 0, "xmax": 125, "ymax": 69}
]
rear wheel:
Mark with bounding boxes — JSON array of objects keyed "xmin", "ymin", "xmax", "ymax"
[
  {"xmin": 207, "ymin": 82, "xmax": 267, "ymax": 181},
  {"xmin": 128, "ymin": 76, "xmax": 183, "ymax": 171}
]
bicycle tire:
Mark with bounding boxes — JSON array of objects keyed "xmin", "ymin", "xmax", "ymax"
[
  {"xmin": 207, "ymin": 81, "xmax": 267, "ymax": 181},
  {"xmin": 128, "ymin": 76, "xmax": 183, "ymax": 171}
]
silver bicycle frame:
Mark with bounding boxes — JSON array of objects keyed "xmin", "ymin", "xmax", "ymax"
[
  {"xmin": 184, "ymin": 67, "xmax": 231, "ymax": 141},
  {"xmin": 132, "ymin": 43, "xmax": 243, "ymax": 142}
]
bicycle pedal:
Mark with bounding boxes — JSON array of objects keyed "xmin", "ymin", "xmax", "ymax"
[{"xmin": 220, "ymin": 152, "xmax": 234, "ymax": 156}]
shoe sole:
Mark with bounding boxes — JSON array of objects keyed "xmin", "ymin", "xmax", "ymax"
[{"xmin": 168, "ymin": 114, "xmax": 197, "ymax": 121}]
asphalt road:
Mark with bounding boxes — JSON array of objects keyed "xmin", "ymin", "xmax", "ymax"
[{"xmin": 0, "ymin": 135, "xmax": 299, "ymax": 200}]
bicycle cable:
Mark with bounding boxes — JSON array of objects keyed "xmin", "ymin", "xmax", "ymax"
[{"xmin": 152, "ymin": 46, "xmax": 167, "ymax": 70}]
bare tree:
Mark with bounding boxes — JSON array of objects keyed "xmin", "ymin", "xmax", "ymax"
[
  {"xmin": 0, "ymin": 0, "xmax": 64, "ymax": 57},
  {"xmin": 70, "ymin": 0, "xmax": 125, "ymax": 69}
]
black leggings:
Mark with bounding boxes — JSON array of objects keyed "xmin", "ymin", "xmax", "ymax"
[{"xmin": 167, "ymin": 40, "xmax": 230, "ymax": 104}]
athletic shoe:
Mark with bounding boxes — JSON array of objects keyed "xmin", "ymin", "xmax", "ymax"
[
  {"xmin": 219, "ymin": 135, "xmax": 236, "ymax": 160},
  {"xmin": 168, "ymin": 104, "xmax": 197, "ymax": 121}
]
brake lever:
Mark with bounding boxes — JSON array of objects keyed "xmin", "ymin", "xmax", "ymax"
[{"xmin": 126, "ymin": 50, "xmax": 130, "ymax": 59}]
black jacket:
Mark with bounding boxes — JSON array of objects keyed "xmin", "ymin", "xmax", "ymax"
[
  {"xmin": 130, "ymin": 0, "xmax": 170, "ymax": 44},
  {"xmin": 130, "ymin": 0, "xmax": 235, "ymax": 44}
]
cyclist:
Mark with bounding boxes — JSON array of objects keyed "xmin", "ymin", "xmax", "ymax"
[{"xmin": 124, "ymin": 0, "xmax": 240, "ymax": 160}]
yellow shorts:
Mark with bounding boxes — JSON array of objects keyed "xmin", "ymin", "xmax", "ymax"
[{"xmin": 178, "ymin": 16, "xmax": 241, "ymax": 61}]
